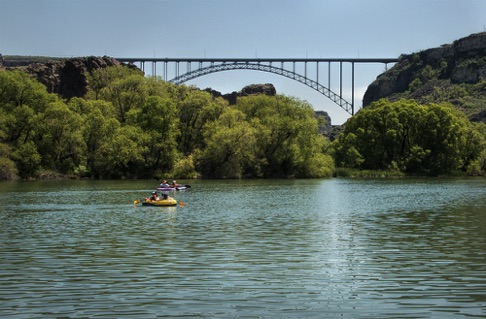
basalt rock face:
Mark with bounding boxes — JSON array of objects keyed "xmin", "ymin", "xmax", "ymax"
[
  {"xmin": 315, "ymin": 110, "xmax": 342, "ymax": 141},
  {"xmin": 240, "ymin": 83, "xmax": 277, "ymax": 96},
  {"xmin": 363, "ymin": 32, "xmax": 486, "ymax": 123},
  {"xmin": 3, "ymin": 56, "xmax": 136, "ymax": 99},
  {"xmin": 206, "ymin": 83, "xmax": 277, "ymax": 105}
]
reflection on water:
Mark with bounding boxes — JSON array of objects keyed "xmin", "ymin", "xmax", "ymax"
[{"xmin": 1, "ymin": 178, "xmax": 485, "ymax": 318}]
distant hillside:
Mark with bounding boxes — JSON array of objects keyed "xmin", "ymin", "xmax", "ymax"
[{"xmin": 363, "ymin": 32, "xmax": 486, "ymax": 123}]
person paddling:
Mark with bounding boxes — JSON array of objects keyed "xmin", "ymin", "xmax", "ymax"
[{"xmin": 149, "ymin": 191, "xmax": 159, "ymax": 201}]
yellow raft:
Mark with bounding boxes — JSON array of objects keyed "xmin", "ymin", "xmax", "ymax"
[{"xmin": 141, "ymin": 198, "xmax": 178, "ymax": 206}]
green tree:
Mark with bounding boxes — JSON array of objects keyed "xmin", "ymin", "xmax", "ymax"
[
  {"xmin": 333, "ymin": 132, "xmax": 364, "ymax": 168},
  {"xmin": 195, "ymin": 108, "xmax": 258, "ymax": 178},
  {"xmin": 34, "ymin": 101, "xmax": 85, "ymax": 174},
  {"xmin": 0, "ymin": 70, "xmax": 55, "ymax": 113},
  {"xmin": 0, "ymin": 70, "xmax": 57, "ymax": 147},
  {"xmin": 0, "ymin": 104, "xmax": 36, "ymax": 145},
  {"xmin": 417, "ymin": 103, "xmax": 460, "ymax": 174},
  {"xmin": 12, "ymin": 141, "xmax": 41, "ymax": 178},
  {"xmin": 176, "ymin": 88, "xmax": 226, "ymax": 155},
  {"xmin": 0, "ymin": 143, "xmax": 17, "ymax": 179},
  {"xmin": 68, "ymin": 99, "xmax": 120, "ymax": 177},
  {"xmin": 126, "ymin": 95, "xmax": 180, "ymax": 176},
  {"xmin": 333, "ymin": 99, "xmax": 485, "ymax": 175},
  {"xmin": 87, "ymin": 66, "xmax": 147, "ymax": 122},
  {"xmin": 86, "ymin": 65, "xmax": 144, "ymax": 101},
  {"xmin": 295, "ymin": 132, "xmax": 335, "ymax": 178},
  {"xmin": 234, "ymin": 95, "xmax": 334, "ymax": 178},
  {"xmin": 92, "ymin": 125, "xmax": 146, "ymax": 178}
]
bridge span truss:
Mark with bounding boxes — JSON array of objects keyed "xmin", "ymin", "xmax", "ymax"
[{"xmin": 117, "ymin": 58, "xmax": 398, "ymax": 115}]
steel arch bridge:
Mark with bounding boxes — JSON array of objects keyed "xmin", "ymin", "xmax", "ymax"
[{"xmin": 117, "ymin": 58, "xmax": 398, "ymax": 115}]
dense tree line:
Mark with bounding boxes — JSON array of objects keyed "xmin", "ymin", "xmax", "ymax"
[
  {"xmin": 1, "ymin": 67, "xmax": 485, "ymax": 180},
  {"xmin": 333, "ymin": 99, "xmax": 486, "ymax": 176},
  {"xmin": 0, "ymin": 66, "xmax": 334, "ymax": 179}
]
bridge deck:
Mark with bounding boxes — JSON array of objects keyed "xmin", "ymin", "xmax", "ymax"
[{"xmin": 117, "ymin": 57, "xmax": 399, "ymax": 63}]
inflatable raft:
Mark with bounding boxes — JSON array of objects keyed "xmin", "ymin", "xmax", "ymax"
[
  {"xmin": 141, "ymin": 198, "xmax": 178, "ymax": 206},
  {"xmin": 156, "ymin": 186, "xmax": 189, "ymax": 191}
]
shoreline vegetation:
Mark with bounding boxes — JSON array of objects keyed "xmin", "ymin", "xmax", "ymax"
[
  {"xmin": 0, "ymin": 170, "xmax": 473, "ymax": 181},
  {"xmin": 19, "ymin": 167, "xmax": 480, "ymax": 181},
  {"xmin": 1, "ymin": 56, "xmax": 485, "ymax": 180},
  {"xmin": 7, "ymin": 168, "xmax": 479, "ymax": 181}
]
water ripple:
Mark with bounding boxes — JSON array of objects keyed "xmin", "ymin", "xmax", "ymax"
[{"xmin": 1, "ymin": 178, "xmax": 486, "ymax": 318}]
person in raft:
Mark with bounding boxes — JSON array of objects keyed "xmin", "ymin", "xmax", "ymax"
[
  {"xmin": 161, "ymin": 193, "xmax": 173, "ymax": 200},
  {"xmin": 149, "ymin": 191, "xmax": 159, "ymax": 201},
  {"xmin": 160, "ymin": 180, "xmax": 170, "ymax": 188}
]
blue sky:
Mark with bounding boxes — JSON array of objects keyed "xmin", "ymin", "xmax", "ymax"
[{"xmin": 1, "ymin": 0, "xmax": 485, "ymax": 124}]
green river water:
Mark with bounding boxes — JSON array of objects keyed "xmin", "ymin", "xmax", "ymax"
[{"xmin": 1, "ymin": 178, "xmax": 485, "ymax": 318}]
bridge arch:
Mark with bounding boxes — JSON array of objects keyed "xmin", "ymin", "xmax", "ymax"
[
  {"xmin": 169, "ymin": 62, "xmax": 354, "ymax": 114},
  {"xmin": 117, "ymin": 58, "xmax": 398, "ymax": 116}
]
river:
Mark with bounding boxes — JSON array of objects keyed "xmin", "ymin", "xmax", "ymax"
[{"xmin": 1, "ymin": 178, "xmax": 485, "ymax": 318}]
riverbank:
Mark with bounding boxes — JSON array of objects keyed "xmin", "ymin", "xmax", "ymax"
[
  {"xmin": 333, "ymin": 168, "xmax": 485, "ymax": 178},
  {"xmin": 6, "ymin": 167, "xmax": 482, "ymax": 181}
]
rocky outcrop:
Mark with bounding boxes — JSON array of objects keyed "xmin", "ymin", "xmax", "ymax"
[
  {"xmin": 2, "ymin": 56, "xmax": 137, "ymax": 99},
  {"xmin": 205, "ymin": 83, "xmax": 277, "ymax": 105},
  {"xmin": 363, "ymin": 32, "xmax": 486, "ymax": 123},
  {"xmin": 315, "ymin": 110, "xmax": 331, "ymax": 128},
  {"xmin": 315, "ymin": 110, "xmax": 342, "ymax": 141},
  {"xmin": 240, "ymin": 83, "xmax": 277, "ymax": 96}
]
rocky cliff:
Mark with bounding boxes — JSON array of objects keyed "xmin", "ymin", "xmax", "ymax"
[
  {"xmin": 1, "ymin": 55, "xmax": 137, "ymax": 99},
  {"xmin": 363, "ymin": 32, "xmax": 486, "ymax": 123}
]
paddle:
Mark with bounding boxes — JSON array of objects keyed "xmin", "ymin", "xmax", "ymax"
[{"xmin": 179, "ymin": 201, "xmax": 186, "ymax": 207}]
